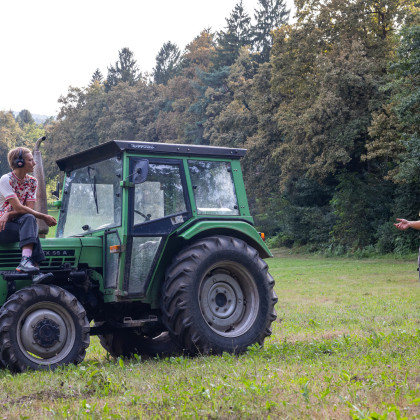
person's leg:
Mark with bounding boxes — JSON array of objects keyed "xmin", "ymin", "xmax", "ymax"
[
  {"xmin": 14, "ymin": 214, "xmax": 44, "ymax": 273},
  {"xmin": 0, "ymin": 218, "xmax": 38, "ymax": 273},
  {"xmin": 16, "ymin": 214, "xmax": 45, "ymax": 263},
  {"xmin": 0, "ymin": 221, "xmax": 20, "ymax": 244},
  {"xmin": 22, "ymin": 245, "xmax": 33, "ymax": 258}
]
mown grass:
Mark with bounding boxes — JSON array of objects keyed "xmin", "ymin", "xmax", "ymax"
[
  {"xmin": 46, "ymin": 209, "xmax": 59, "ymax": 238},
  {"xmin": 1, "ymin": 253, "xmax": 420, "ymax": 419}
]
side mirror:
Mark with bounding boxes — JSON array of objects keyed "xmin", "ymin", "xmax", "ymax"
[
  {"xmin": 132, "ymin": 160, "xmax": 149, "ymax": 184},
  {"xmin": 52, "ymin": 181, "xmax": 60, "ymax": 199}
]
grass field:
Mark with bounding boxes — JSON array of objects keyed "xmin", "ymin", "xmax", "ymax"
[
  {"xmin": 1, "ymin": 252, "xmax": 420, "ymax": 419},
  {"xmin": 46, "ymin": 209, "xmax": 59, "ymax": 238}
]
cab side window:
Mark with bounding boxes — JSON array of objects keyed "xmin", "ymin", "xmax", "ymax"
[
  {"xmin": 133, "ymin": 163, "xmax": 186, "ymax": 225},
  {"xmin": 188, "ymin": 160, "xmax": 239, "ymax": 216}
]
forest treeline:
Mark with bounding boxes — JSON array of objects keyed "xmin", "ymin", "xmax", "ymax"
[{"xmin": 0, "ymin": 0, "xmax": 419, "ymax": 254}]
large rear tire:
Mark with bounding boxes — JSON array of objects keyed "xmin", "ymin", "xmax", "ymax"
[
  {"xmin": 161, "ymin": 236, "xmax": 277, "ymax": 355},
  {"xmin": 0, "ymin": 285, "xmax": 90, "ymax": 372}
]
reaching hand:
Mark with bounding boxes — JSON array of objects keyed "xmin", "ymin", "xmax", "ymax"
[
  {"xmin": 43, "ymin": 214, "xmax": 57, "ymax": 227},
  {"xmin": 394, "ymin": 218, "xmax": 410, "ymax": 230},
  {"xmin": 0, "ymin": 213, "xmax": 9, "ymax": 232}
]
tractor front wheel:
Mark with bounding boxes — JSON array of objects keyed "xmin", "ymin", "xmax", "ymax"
[{"xmin": 0, "ymin": 285, "xmax": 90, "ymax": 372}]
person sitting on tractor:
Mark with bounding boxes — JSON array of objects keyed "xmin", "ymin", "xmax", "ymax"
[{"xmin": 0, "ymin": 147, "xmax": 57, "ymax": 273}]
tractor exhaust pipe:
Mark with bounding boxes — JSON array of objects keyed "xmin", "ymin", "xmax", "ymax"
[{"xmin": 33, "ymin": 136, "xmax": 49, "ymax": 238}]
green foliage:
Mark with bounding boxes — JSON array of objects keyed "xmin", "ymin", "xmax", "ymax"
[
  {"xmin": 388, "ymin": 24, "xmax": 420, "ymax": 183},
  {"xmin": 0, "ymin": 110, "xmax": 46, "ymax": 175},
  {"xmin": 331, "ymin": 172, "xmax": 394, "ymax": 249}
]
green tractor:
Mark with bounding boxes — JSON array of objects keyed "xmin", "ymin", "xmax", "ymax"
[{"xmin": 0, "ymin": 140, "xmax": 277, "ymax": 372}]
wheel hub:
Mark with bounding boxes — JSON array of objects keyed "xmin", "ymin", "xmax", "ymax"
[
  {"xmin": 200, "ymin": 272, "xmax": 245, "ymax": 330},
  {"xmin": 207, "ymin": 282, "xmax": 239, "ymax": 319},
  {"xmin": 33, "ymin": 319, "xmax": 60, "ymax": 347},
  {"xmin": 20, "ymin": 309, "xmax": 68, "ymax": 358}
]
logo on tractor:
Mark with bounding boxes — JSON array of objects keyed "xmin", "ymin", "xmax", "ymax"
[
  {"xmin": 44, "ymin": 250, "xmax": 75, "ymax": 256},
  {"xmin": 130, "ymin": 144, "xmax": 155, "ymax": 150}
]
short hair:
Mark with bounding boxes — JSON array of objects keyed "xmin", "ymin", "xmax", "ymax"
[{"xmin": 8, "ymin": 147, "xmax": 32, "ymax": 170}]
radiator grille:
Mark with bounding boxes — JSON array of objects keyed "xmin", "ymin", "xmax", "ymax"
[{"xmin": 0, "ymin": 249, "xmax": 76, "ymax": 270}]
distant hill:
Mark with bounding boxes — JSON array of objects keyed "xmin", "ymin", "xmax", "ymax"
[
  {"xmin": 12, "ymin": 111, "xmax": 53, "ymax": 124},
  {"xmin": 32, "ymin": 114, "xmax": 53, "ymax": 124}
]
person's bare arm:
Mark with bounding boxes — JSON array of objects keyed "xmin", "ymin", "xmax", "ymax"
[
  {"xmin": 394, "ymin": 218, "xmax": 420, "ymax": 231},
  {"xmin": 8, "ymin": 197, "xmax": 57, "ymax": 226}
]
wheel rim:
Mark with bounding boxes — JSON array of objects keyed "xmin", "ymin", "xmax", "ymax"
[
  {"xmin": 17, "ymin": 301, "xmax": 76, "ymax": 365},
  {"xmin": 199, "ymin": 262, "xmax": 259, "ymax": 337}
]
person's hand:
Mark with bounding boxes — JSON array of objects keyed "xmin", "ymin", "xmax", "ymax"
[
  {"xmin": 43, "ymin": 214, "xmax": 57, "ymax": 227},
  {"xmin": 0, "ymin": 213, "xmax": 9, "ymax": 232},
  {"xmin": 394, "ymin": 218, "xmax": 410, "ymax": 230}
]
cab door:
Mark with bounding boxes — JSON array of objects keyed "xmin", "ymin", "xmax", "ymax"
[{"xmin": 124, "ymin": 158, "xmax": 191, "ymax": 297}]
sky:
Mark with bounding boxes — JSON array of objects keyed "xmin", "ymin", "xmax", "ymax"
[{"xmin": 0, "ymin": 0, "xmax": 294, "ymax": 117}]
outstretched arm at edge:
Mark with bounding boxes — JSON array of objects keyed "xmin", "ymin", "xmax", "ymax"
[{"xmin": 394, "ymin": 218, "xmax": 420, "ymax": 231}]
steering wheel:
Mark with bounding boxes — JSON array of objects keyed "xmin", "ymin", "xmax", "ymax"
[{"xmin": 134, "ymin": 209, "xmax": 152, "ymax": 222}]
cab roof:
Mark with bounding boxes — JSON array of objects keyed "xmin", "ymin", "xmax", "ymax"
[{"xmin": 56, "ymin": 140, "xmax": 247, "ymax": 172}]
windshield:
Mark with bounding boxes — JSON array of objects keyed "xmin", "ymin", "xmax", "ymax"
[{"xmin": 56, "ymin": 157, "xmax": 122, "ymax": 237}]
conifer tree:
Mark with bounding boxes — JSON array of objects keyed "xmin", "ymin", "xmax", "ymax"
[
  {"xmin": 251, "ymin": 0, "xmax": 289, "ymax": 63},
  {"xmin": 105, "ymin": 48, "xmax": 140, "ymax": 91},
  {"xmin": 153, "ymin": 41, "xmax": 182, "ymax": 85},
  {"xmin": 214, "ymin": 1, "xmax": 252, "ymax": 67},
  {"xmin": 90, "ymin": 68, "xmax": 103, "ymax": 85}
]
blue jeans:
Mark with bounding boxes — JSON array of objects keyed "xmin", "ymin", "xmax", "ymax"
[{"xmin": 0, "ymin": 214, "xmax": 45, "ymax": 263}]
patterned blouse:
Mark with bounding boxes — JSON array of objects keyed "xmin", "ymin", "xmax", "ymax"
[{"xmin": 0, "ymin": 172, "xmax": 37, "ymax": 217}]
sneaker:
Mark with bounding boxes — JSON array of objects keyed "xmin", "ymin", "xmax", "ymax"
[
  {"xmin": 16, "ymin": 256, "xmax": 40, "ymax": 274},
  {"xmin": 32, "ymin": 272, "xmax": 54, "ymax": 284}
]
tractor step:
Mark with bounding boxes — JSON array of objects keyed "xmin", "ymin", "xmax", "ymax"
[
  {"xmin": 32, "ymin": 272, "xmax": 54, "ymax": 284},
  {"xmin": 0, "ymin": 271, "xmax": 31, "ymax": 281},
  {"xmin": 90, "ymin": 316, "xmax": 159, "ymax": 335}
]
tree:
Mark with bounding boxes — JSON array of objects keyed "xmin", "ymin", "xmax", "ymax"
[
  {"xmin": 205, "ymin": 48, "xmax": 258, "ymax": 148},
  {"xmin": 90, "ymin": 68, "xmax": 103, "ymax": 85},
  {"xmin": 16, "ymin": 109, "xmax": 34, "ymax": 127},
  {"xmin": 182, "ymin": 29, "xmax": 215, "ymax": 77},
  {"xmin": 0, "ymin": 111, "xmax": 22, "ymax": 174},
  {"xmin": 251, "ymin": 0, "xmax": 289, "ymax": 63},
  {"xmin": 387, "ymin": 24, "xmax": 420, "ymax": 183},
  {"xmin": 266, "ymin": 0, "xmax": 416, "ymax": 249},
  {"xmin": 97, "ymin": 79, "xmax": 161, "ymax": 142},
  {"xmin": 271, "ymin": 0, "xmax": 408, "ymax": 186},
  {"xmin": 105, "ymin": 48, "xmax": 140, "ymax": 91},
  {"xmin": 44, "ymin": 83, "xmax": 107, "ymax": 178},
  {"xmin": 153, "ymin": 41, "xmax": 182, "ymax": 85},
  {"xmin": 214, "ymin": 1, "xmax": 252, "ymax": 67},
  {"xmin": 151, "ymin": 31, "xmax": 217, "ymax": 145}
]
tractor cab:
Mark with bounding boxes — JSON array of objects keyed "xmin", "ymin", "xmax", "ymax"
[{"xmin": 54, "ymin": 141, "xmax": 264, "ymax": 301}]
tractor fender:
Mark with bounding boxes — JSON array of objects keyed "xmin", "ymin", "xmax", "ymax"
[{"xmin": 176, "ymin": 220, "xmax": 272, "ymax": 259}]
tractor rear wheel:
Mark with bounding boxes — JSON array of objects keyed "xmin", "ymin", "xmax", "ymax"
[
  {"xmin": 161, "ymin": 235, "xmax": 277, "ymax": 355},
  {"xmin": 0, "ymin": 285, "xmax": 90, "ymax": 372}
]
